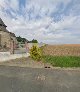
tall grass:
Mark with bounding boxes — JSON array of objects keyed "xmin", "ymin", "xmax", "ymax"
[{"xmin": 42, "ymin": 55, "xmax": 80, "ymax": 67}]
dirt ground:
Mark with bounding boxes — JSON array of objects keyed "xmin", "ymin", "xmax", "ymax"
[{"xmin": 0, "ymin": 57, "xmax": 53, "ymax": 68}]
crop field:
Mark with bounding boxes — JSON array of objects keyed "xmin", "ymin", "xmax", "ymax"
[
  {"xmin": 43, "ymin": 55, "xmax": 80, "ymax": 67},
  {"xmin": 42, "ymin": 44, "xmax": 80, "ymax": 56},
  {"xmin": 42, "ymin": 44, "xmax": 80, "ymax": 67}
]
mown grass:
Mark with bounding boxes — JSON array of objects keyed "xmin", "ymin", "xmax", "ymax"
[{"xmin": 42, "ymin": 55, "xmax": 80, "ymax": 67}]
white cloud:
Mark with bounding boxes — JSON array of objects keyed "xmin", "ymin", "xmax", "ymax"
[
  {"xmin": 0, "ymin": 0, "xmax": 19, "ymax": 11},
  {"xmin": 50, "ymin": 15, "xmax": 78, "ymax": 31},
  {"xmin": 0, "ymin": 0, "xmax": 80, "ymax": 44},
  {"xmin": 9, "ymin": 0, "xmax": 19, "ymax": 11}
]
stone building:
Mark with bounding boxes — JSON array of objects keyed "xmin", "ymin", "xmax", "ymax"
[{"xmin": 0, "ymin": 18, "xmax": 18, "ymax": 49}]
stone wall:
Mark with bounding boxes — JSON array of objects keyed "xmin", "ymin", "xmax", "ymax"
[
  {"xmin": 0, "ymin": 18, "xmax": 18, "ymax": 50},
  {"xmin": 0, "ymin": 30, "xmax": 17, "ymax": 49},
  {"xmin": 11, "ymin": 36, "xmax": 18, "ymax": 49},
  {"xmin": 0, "ymin": 30, "xmax": 10, "ymax": 48}
]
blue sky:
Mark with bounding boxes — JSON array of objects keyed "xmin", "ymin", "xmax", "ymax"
[{"xmin": 0, "ymin": 0, "xmax": 80, "ymax": 44}]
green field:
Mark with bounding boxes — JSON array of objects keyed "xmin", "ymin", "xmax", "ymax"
[
  {"xmin": 41, "ymin": 44, "xmax": 80, "ymax": 67},
  {"xmin": 42, "ymin": 55, "xmax": 80, "ymax": 67}
]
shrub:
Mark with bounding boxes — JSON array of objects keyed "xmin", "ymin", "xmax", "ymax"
[{"xmin": 30, "ymin": 45, "xmax": 42, "ymax": 61}]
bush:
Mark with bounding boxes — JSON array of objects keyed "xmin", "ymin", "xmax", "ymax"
[{"xmin": 30, "ymin": 45, "xmax": 42, "ymax": 61}]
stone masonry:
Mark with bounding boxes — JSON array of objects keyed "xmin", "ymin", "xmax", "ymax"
[{"xmin": 0, "ymin": 18, "xmax": 18, "ymax": 49}]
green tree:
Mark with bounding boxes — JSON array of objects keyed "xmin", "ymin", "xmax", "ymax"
[
  {"xmin": 16, "ymin": 36, "xmax": 28, "ymax": 44},
  {"xmin": 32, "ymin": 39, "xmax": 38, "ymax": 43}
]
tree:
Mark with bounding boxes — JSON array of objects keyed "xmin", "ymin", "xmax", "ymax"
[
  {"xmin": 16, "ymin": 36, "xmax": 28, "ymax": 44},
  {"xmin": 32, "ymin": 39, "xmax": 38, "ymax": 43}
]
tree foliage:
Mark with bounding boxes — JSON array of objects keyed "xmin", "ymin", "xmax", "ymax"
[
  {"xmin": 32, "ymin": 39, "xmax": 38, "ymax": 43},
  {"xmin": 16, "ymin": 36, "xmax": 27, "ymax": 44},
  {"xmin": 28, "ymin": 39, "xmax": 38, "ymax": 43},
  {"xmin": 30, "ymin": 45, "xmax": 42, "ymax": 61}
]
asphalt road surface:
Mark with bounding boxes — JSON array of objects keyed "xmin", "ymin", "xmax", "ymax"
[{"xmin": 0, "ymin": 66, "xmax": 80, "ymax": 92}]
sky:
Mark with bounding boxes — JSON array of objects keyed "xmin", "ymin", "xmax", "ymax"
[{"xmin": 0, "ymin": 0, "xmax": 80, "ymax": 44}]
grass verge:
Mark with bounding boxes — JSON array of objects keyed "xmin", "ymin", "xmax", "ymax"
[{"xmin": 42, "ymin": 55, "xmax": 80, "ymax": 67}]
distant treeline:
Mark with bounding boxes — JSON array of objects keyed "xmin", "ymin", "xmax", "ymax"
[{"xmin": 16, "ymin": 36, "xmax": 38, "ymax": 44}]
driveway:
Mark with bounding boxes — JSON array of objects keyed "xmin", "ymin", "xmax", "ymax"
[
  {"xmin": 0, "ymin": 66, "xmax": 80, "ymax": 92},
  {"xmin": 0, "ymin": 51, "xmax": 29, "ymax": 62}
]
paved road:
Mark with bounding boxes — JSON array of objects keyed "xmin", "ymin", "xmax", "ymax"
[{"xmin": 0, "ymin": 66, "xmax": 80, "ymax": 92}]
